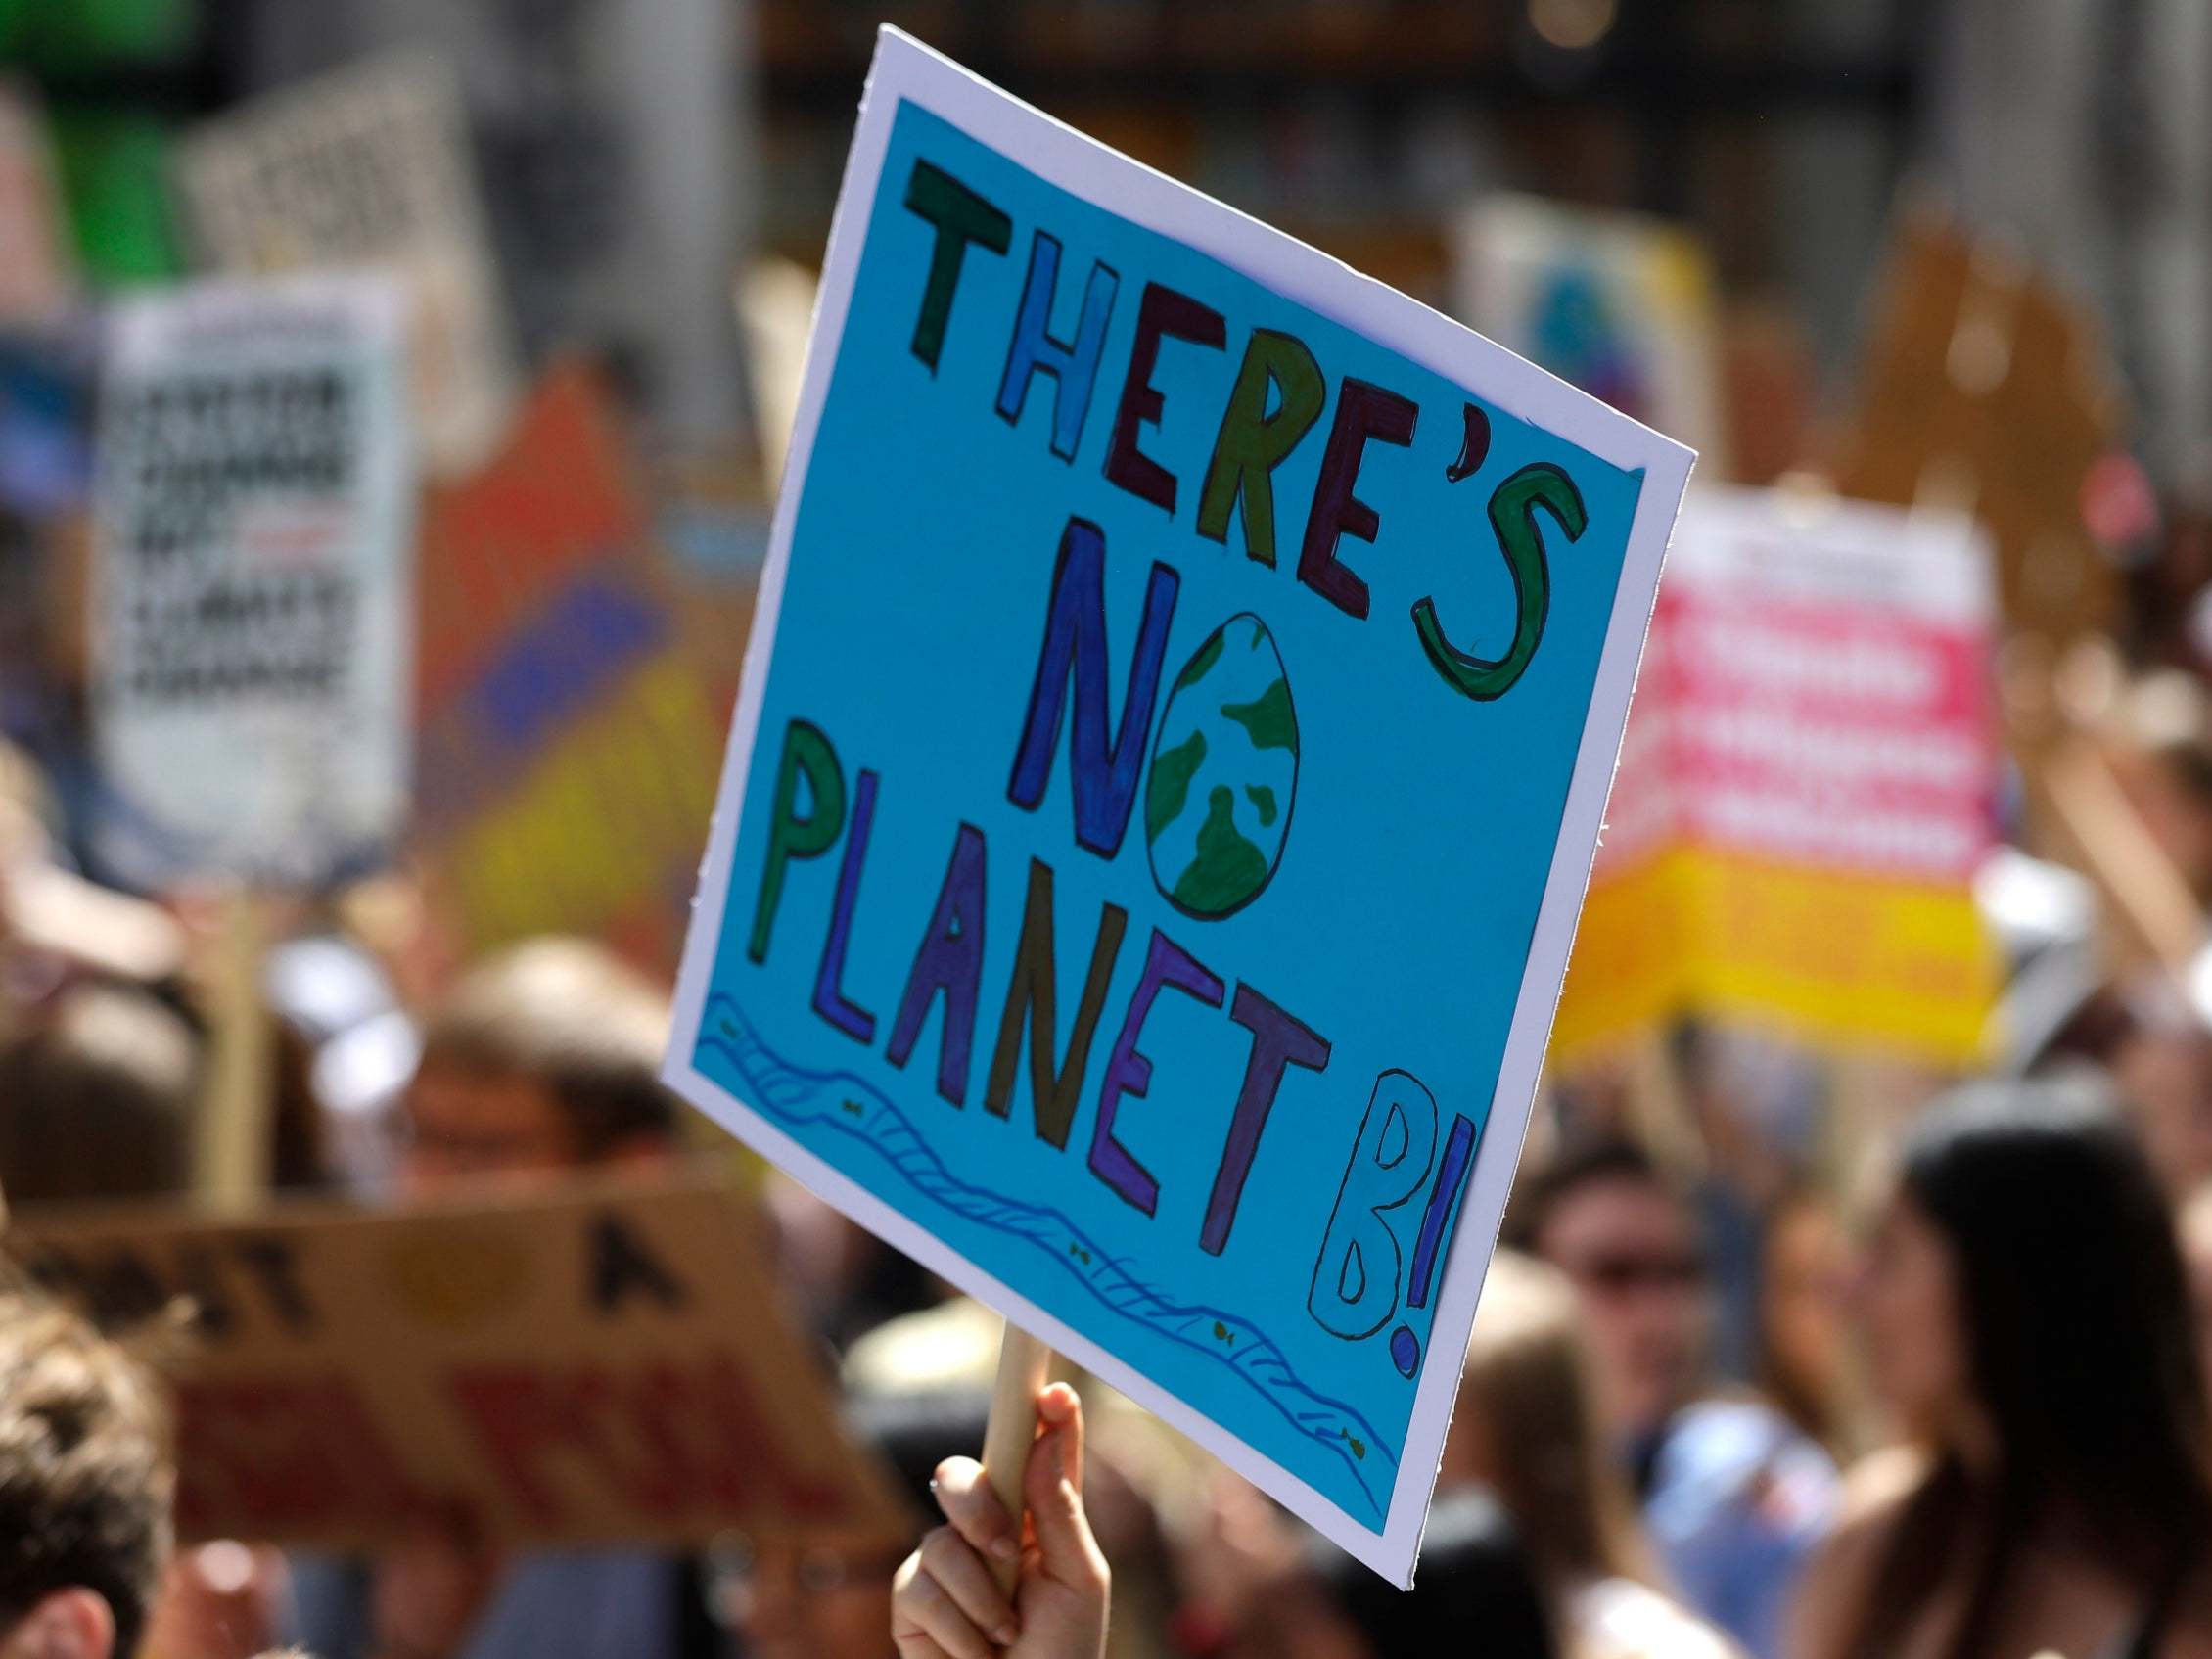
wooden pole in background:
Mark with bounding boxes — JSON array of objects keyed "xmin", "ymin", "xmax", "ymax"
[{"xmin": 193, "ymin": 888, "xmax": 274, "ymax": 1209}]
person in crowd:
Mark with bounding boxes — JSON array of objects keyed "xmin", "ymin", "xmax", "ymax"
[
  {"xmin": 719, "ymin": 1387, "xmax": 991, "ymax": 1659},
  {"xmin": 1166, "ymin": 1482, "xmax": 1557, "ymax": 1659},
  {"xmin": 1791, "ymin": 1080, "xmax": 2212, "ymax": 1659},
  {"xmin": 2106, "ymin": 990, "xmax": 2212, "ymax": 1200},
  {"xmin": 288, "ymin": 937, "xmax": 713, "ymax": 1659},
  {"xmin": 392, "ymin": 936, "xmax": 676, "ymax": 1192},
  {"xmin": 890, "ymin": 1382, "xmax": 1109, "ymax": 1659},
  {"xmin": 1754, "ymin": 1187, "xmax": 1856, "ymax": 1457},
  {"xmin": 1512, "ymin": 1144, "xmax": 1836, "ymax": 1658},
  {"xmin": 1304, "ymin": 1489, "xmax": 1556, "ymax": 1659},
  {"xmin": 0, "ymin": 977, "xmax": 198, "ymax": 1204},
  {"xmin": 2010, "ymin": 931, "xmax": 2212, "ymax": 1203},
  {"xmin": 770, "ymin": 1175, "xmax": 947, "ymax": 1355},
  {"xmin": 0, "ymin": 980, "xmax": 301, "ymax": 1657},
  {"xmin": 0, "ymin": 738, "xmax": 185, "ymax": 1006},
  {"xmin": 1157, "ymin": 1439, "xmax": 1554, "ymax": 1658},
  {"xmin": 1439, "ymin": 1250, "xmax": 1737, "ymax": 1659},
  {"xmin": 0, "ymin": 1284, "xmax": 170, "ymax": 1659}
]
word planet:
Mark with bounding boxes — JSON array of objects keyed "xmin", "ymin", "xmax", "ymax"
[{"xmin": 1144, "ymin": 613, "xmax": 1299, "ymax": 919}]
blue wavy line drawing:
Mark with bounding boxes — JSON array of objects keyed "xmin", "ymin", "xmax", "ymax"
[{"xmin": 696, "ymin": 991, "xmax": 1398, "ymax": 1520}]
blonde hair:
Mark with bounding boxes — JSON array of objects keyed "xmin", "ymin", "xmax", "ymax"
[{"xmin": 1460, "ymin": 1251, "xmax": 1656, "ymax": 1597}]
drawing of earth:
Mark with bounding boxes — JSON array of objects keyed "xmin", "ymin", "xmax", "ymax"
[{"xmin": 1144, "ymin": 613, "xmax": 1299, "ymax": 918}]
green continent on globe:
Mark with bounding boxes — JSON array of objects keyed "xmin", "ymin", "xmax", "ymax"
[
  {"xmin": 1172, "ymin": 786, "xmax": 1271, "ymax": 913},
  {"xmin": 1143, "ymin": 614, "xmax": 1300, "ymax": 919},
  {"xmin": 1144, "ymin": 729, "xmax": 1208, "ymax": 844}
]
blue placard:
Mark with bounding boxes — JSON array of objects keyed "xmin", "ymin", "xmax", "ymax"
[{"xmin": 668, "ymin": 29, "xmax": 1691, "ymax": 1581}]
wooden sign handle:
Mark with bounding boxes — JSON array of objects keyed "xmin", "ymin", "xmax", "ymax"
[
  {"xmin": 980, "ymin": 1321, "xmax": 1053, "ymax": 1593},
  {"xmin": 194, "ymin": 886, "xmax": 275, "ymax": 1209}
]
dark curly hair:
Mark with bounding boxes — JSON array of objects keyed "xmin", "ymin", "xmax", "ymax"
[{"xmin": 0, "ymin": 1285, "xmax": 172, "ymax": 1657}]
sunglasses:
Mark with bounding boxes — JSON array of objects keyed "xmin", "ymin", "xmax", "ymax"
[{"xmin": 1559, "ymin": 1252, "xmax": 1706, "ymax": 1294}]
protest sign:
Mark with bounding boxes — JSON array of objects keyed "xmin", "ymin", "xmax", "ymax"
[
  {"xmin": 413, "ymin": 363, "xmax": 724, "ymax": 972},
  {"xmin": 1833, "ymin": 204, "xmax": 2119, "ymax": 649},
  {"xmin": 0, "ymin": 83, "xmax": 74, "ymax": 324},
  {"xmin": 1454, "ymin": 194, "xmax": 1728, "ymax": 475},
  {"xmin": 10, "ymin": 1174, "xmax": 908, "ymax": 1552},
  {"xmin": 662, "ymin": 30, "xmax": 1691, "ymax": 1581},
  {"xmin": 176, "ymin": 50, "xmax": 517, "ymax": 477},
  {"xmin": 1554, "ymin": 485, "xmax": 2002, "ymax": 1065},
  {"xmin": 90, "ymin": 273, "xmax": 413, "ymax": 887}
]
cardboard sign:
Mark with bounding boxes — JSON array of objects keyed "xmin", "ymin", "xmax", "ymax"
[
  {"xmin": 10, "ymin": 1175, "xmax": 907, "ymax": 1552},
  {"xmin": 1554, "ymin": 486, "xmax": 2002, "ymax": 1064},
  {"xmin": 176, "ymin": 50, "xmax": 517, "ymax": 477},
  {"xmin": 0, "ymin": 82, "xmax": 75, "ymax": 324},
  {"xmin": 1832, "ymin": 205, "xmax": 2119, "ymax": 648},
  {"xmin": 90, "ymin": 273, "xmax": 414, "ymax": 886},
  {"xmin": 662, "ymin": 31, "xmax": 1691, "ymax": 1581},
  {"xmin": 413, "ymin": 365, "xmax": 724, "ymax": 971},
  {"xmin": 1453, "ymin": 195, "xmax": 1728, "ymax": 475}
]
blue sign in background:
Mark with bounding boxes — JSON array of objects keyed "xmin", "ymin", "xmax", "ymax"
[{"xmin": 693, "ymin": 99, "xmax": 1645, "ymax": 1529}]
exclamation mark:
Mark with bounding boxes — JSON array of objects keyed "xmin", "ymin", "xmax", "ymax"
[{"xmin": 1388, "ymin": 1113, "xmax": 1478, "ymax": 1378}]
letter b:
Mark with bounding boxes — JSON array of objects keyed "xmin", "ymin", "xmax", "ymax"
[{"xmin": 1307, "ymin": 1072, "xmax": 1437, "ymax": 1341}]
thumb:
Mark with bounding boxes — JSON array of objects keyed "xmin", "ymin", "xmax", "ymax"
[{"xmin": 1023, "ymin": 1383, "xmax": 1097, "ymax": 1581}]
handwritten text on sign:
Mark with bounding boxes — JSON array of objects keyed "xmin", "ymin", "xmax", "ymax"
[
  {"xmin": 12, "ymin": 1177, "xmax": 903, "ymax": 1551},
  {"xmin": 667, "ymin": 33, "xmax": 1689, "ymax": 1581}
]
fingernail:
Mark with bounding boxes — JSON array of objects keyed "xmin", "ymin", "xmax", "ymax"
[
  {"xmin": 991, "ymin": 1536, "xmax": 1019, "ymax": 1561},
  {"xmin": 994, "ymin": 1622, "xmax": 1020, "ymax": 1644}
]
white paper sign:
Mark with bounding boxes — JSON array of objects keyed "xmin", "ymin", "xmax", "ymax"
[
  {"xmin": 91, "ymin": 273, "xmax": 415, "ymax": 885},
  {"xmin": 1454, "ymin": 194, "xmax": 1727, "ymax": 475},
  {"xmin": 176, "ymin": 50, "xmax": 515, "ymax": 477}
]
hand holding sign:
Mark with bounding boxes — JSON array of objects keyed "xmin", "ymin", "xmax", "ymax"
[{"xmin": 893, "ymin": 1383, "xmax": 1108, "ymax": 1659}]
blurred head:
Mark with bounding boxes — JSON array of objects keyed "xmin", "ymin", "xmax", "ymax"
[
  {"xmin": 2029, "ymin": 968, "xmax": 2212, "ymax": 1199},
  {"xmin": 1850, "ymin": 1082, "xmax": 2212, "ymax": 1656},
  {"xmin": 1856, "ymin": 1173, "xmax": 1969, "ymax": 1447},
  {"xmin": 0, "ymin": 1287, "xmax": 171, "ymax": 1659},
  {"xmin": 715, "ymin": 1525, "xmax": 907, "ymax": 1659},
  {"xmin": 0, "ymin": 983, "xmax": 197, "ymax": 1206},
  {"xmin": 1440, "ymin": 1252, "xmax": 1651, "ymax": 1606},
  {"xmin": 1310, "ymin": 1488, "xmax": 1555, "ymax": 1659},
  {"xmin": 1513, "ymin": 1144, "xmax": 1707, "ymax": 1439},
  {"xmin": 1756, "ymin": 1186, "xmax": 1852, "ymax": 1451},
  {"xmin": 400, "ymin": 939, "xmax": 676, "ymax": 1194},
  {"xmin": 720, "ymin": 1388, "xmax": 988, "ymax": 1659},
  {"xmin": 1863, "ymin": 1080, "xmax": 2211, "ymax": 1531}
]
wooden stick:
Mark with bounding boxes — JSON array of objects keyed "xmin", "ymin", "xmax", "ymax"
[
  {"xmin": 980, "ymin": 1320, "xmax": 1053, "ymax": 1592},
  {"xmin": 2034, "ymin": 737, "xmax": 2203, "ymax": 979},
  {"xmin": 193, "ymin": 887, "xmax": 275, "ymax": 1210}
]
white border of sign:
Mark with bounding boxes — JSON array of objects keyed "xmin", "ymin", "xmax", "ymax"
[{"xmin": 665, "ymin": 25, "xmax": 1694, "ymax": 1584}]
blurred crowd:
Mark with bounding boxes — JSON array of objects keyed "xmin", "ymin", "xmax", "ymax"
[
  {"xmin": 9, "ymin": 690, "xmax": 2212, "ymax": 1658},
  {"xmin": 13, "ymin": 5, "xmax": 2212, "ymax": 1658}
]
